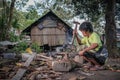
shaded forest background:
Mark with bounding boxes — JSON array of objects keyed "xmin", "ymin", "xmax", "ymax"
[{"xmin": 0, "ymin": 0, "xmax": 120, "ymax": 58}]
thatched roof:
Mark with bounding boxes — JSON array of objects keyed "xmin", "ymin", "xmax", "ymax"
[{"xmin": 22, "ymin": 10, "xmax": 72, "ymax": 34}]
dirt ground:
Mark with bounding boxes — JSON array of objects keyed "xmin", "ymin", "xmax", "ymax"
[
  {"xmin": 60, "ymin": 70, "xmax": 120, "ymax": 80},
  {"xmin": 60, "ymin": 58, "xmax": 120, "ymax": 80}
]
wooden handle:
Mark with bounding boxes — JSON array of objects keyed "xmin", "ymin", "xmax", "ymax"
[{"xmin": 71, "ymin": 23, "xmax": 78, "ymax": 44}]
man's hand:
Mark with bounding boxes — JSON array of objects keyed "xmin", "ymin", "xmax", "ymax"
[
  {"xmin": 79, "ymin": 50, "xmax": 85, "ymax": 56},
  {"xmin": 73, "ymin": 30, "xmax": 78, "ymax": 36}
]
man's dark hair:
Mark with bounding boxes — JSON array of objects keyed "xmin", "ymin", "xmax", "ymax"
[{"xmin": 79, "ymin": 21, "xmax": 93, "ymax": 33}]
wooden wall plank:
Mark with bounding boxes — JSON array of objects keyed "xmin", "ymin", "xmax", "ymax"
[{"xmin": 30, "ymin": 21, "xmax": 67, "ymax": 46}]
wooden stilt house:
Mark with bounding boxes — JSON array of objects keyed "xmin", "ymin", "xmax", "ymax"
[{"xmin": 22, "ymin": 11, "xmax": 73, "ymax": 47}]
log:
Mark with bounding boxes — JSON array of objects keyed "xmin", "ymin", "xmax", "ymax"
[
  {"xmin": 52, "ymin": 60, "xmax": 76, "ymax": 72},
  {"xmin": 73, "ymin": 55, "xmax": 83, "ymax": 64},
  {"xmin": 11, "ymin": 53, "xmax": 36, "ymax": 80}
]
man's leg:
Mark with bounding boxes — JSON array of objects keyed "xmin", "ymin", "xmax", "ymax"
[
  {"xmin": 82, "ymin": 56, "xmax": 95, "ymax": 69},
  {"xmin": 88, "ymin": 58, "xmax": 104, "ymax": 70},
  {"xmin": 89, "ymin": 58, "xmax": 100, "ymax": 66},
  {"xmin": 82, "ymin": 52, "xmax": 103, "ymax": 70}
]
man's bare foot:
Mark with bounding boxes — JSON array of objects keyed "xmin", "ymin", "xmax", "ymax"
[{"xmin": 90, "ymin": 65, "xmax": 104, "ymax": 71}]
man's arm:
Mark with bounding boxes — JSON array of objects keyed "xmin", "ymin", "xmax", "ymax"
[
  {"xmin": 83, "ymin": 43, "xmax": 98, "ymax": 52},
  {"xmin": 79, "ymin": 43, "xmax": 98, "ymax": 56}
]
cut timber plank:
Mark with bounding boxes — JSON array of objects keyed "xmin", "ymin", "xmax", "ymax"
[
  {"xmin": 11, "ymin": 53, "xmax": 36, "ymax": 80},
  {"xmin": 37, "ymin": 54, "xmax": 53, "ymax": 60}
]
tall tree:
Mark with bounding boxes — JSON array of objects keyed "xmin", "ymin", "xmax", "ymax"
[
  {"xmin": 0, "ymin": 0, "xmax": 16, "ymax": 41},
  {"xmin": 105, "ymin": 0, "xmax": 119, "ymax": 58}
]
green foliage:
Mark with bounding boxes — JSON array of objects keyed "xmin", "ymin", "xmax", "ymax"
[
  {"xmin": 31, "ymin": 42, "xmax": 42, "ymax": 53},
  {"xmin": 11, "ymin": 41, "xmax": 42, "ymax": 54},
  {"xmin": 12, "ymin": 18, "xmax": 20, "ymax": 29},
  {"xmin": 12, "ymin": 41, "xmax": 28, "ymax": 53},
  {"xmin": 15, "ymin": 0, "xmax": 29, "ymax": 10},
  {"xmin": 33, "ymin": 0, "xmax": 74, "ymax": 21},
  {"xmin": 9, "ymin": 32, "xmax": 20, "ymax": 42},
  {"xmin": 72, "ymin": 0, "xmax": 105, "ymax": 22},
  {"xmin": 12, "ymin": 9, "xmax": 40, "ymax": 31},
  {"xmin": 26, "ymin": 5, "xmax": 39, "ymax": 20}
]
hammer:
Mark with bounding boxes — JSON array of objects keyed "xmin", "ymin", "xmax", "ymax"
[{"xmin": 63, "ymin": 21, "xmax": 80, "ymax": 60}]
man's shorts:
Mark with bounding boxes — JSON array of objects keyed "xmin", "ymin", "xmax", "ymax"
[{"xmin": 83, "ymin": 52, "xmax": 106, "ymax": 65}]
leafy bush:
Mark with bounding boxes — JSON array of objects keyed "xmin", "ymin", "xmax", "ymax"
[
  {"xmin": 11, "ymin": 41, "xmax": 42, "ymax": 54},
  {"xmin": 12, "ymin": 41, "xmax": 28, "ymax": 53},
  {"xmin": 9, "ymin": 32, "xmax": 20, "ymax": 42},
  {"xmin": 31, "ymin": 42, "xmax": 42, "ymax": 53}
]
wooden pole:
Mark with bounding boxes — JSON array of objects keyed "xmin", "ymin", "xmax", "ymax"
[{"xmin": 71, "ymin": 21, "xmax": 80, "ymax": 45}]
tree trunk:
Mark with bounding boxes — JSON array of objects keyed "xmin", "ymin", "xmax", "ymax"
[
  {"xmin": 0, "ymin": 0, "xmax": 8, "ymax": 41},
  {"xmin": 105, "ymin": 0, "xmax": 120, "ymax": 58},
  {"xmin": 0, "ymin": 0, "xmax": 16, "ymax": 41},
  {"xmin": 7, "ymin": 0, "xmax": 16, "ymax": 28}
]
